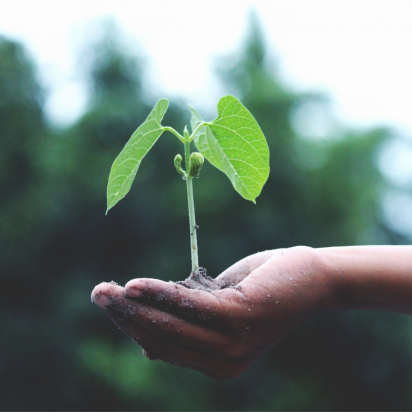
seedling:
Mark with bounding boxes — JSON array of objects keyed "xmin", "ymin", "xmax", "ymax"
[{"xmin": 106, "ymin": 95, "xmax": 269, "ymax": 275}]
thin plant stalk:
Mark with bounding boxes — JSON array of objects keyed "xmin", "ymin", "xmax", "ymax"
[
  {"xmin": 184, "ymin": 139, "xmax": 199, "ymax": 274},
  {"xmin": 106, "ymin": 96, "xmax": 269, "ymax": 274}
]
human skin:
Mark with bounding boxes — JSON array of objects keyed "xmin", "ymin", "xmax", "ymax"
[{"xmin": 91, "ymin": 245, "xmax": 412, "ymax": 380}]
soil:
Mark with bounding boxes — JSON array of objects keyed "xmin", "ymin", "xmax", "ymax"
[{"xmin": 176, "ymin": 267, "xmax": 237, "ymax": 293}]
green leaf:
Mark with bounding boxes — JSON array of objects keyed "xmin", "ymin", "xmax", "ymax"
[
  {"xmin": 106, "ymin": 98, "xmax": 168, "ymax": 213},
  {"xmin": 190, "ymin": 104, "xmax": 203, "ymax": 132},
  {"xmin": 191, "ymin": 95, "xmax": 269, "ymax": 203}
]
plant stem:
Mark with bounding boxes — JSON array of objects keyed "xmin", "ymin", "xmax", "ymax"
[
  {"xmin": 162, "ymin": 126, "xmax": 185, "ymax": 143},
  {"xmin": 189, "ymin": 121, "xmax": 210, "ymax": 141},
  {"xmin": 184, "ymin": 139, "xmax": 199, "ymax": 274}
]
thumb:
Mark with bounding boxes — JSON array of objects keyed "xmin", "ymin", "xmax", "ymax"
[{"xmin": 215, "ymin": 250, "xmax": 275, "ymax": 287}]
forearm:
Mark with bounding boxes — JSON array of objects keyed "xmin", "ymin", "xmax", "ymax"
[{"xmin": 317, "ymin": 246, "xmax": 412, "ymax": 315}]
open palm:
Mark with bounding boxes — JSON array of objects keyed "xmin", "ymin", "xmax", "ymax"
[{"xmin": 92, "ymin": 246, "xmax": 330, "ymax": 379}]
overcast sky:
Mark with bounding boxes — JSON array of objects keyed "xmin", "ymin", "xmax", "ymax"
[{"xmin": 1, "ymin": 0, "xmax": 412, "ymax": 136}]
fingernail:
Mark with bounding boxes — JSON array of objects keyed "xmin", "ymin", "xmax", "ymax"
[
  {"xmin": 92, "ymin": 292, "xmax": 111, "ymax": 308},
  {"xmin": 126, "ymin": 286, "xmax": 143, "ymax": 298}
]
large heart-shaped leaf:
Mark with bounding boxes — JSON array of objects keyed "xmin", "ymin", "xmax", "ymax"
[
  {"xmin": 106, "ymin": 99, "xmax": 168, "ymax": 213},
  {"xmin": 191, "ymin": 95, "xmax": 269, "ymax": 203}
]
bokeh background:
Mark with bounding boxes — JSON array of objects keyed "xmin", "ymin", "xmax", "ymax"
[{"xmin": 2, "ymin": 1, "xmax": 412, "ymax": 410}]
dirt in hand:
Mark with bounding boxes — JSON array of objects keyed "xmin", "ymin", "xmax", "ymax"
[{"xmin": 176, "ymin": 267, "xmax": 238, "ymax": 293}]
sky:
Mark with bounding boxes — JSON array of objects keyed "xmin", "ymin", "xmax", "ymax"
[{"xmin": 1, "ymin": 0, "xmax": 412, "ymax": 136}]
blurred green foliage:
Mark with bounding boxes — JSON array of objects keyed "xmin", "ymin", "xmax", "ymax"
[{"xmin": 1, "ymin": 16, "xmax": 412, "ymax": 410}]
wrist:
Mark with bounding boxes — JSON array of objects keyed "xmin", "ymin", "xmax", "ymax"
[
  {"xmin": 315, "ymin": 245, "xmax": 412, "ymax": 315},
  {"xmin": 279, "ymin": 246, "xmax": 342, "ymax": 315},
  {"xmin": 315, "ymin": 247, "xmax": 352, "ymax": 311},
  {"xmin": 309, "ymin": 247, "xmax": 344, "ymax": 313}
]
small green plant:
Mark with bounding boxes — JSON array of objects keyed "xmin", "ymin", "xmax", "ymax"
[{"xmin": 106, "ymin": 95, "xmax": 270, "ymax": 274}]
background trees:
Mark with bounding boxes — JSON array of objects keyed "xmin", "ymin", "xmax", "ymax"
[{"xmin": 1, "ymin": 18, "xmax": 411, "ymax": 410}]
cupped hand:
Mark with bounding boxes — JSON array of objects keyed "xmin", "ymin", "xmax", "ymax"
[{"xmin": 91, "ymin": 246, "xmax": 334, "ymax": 379}]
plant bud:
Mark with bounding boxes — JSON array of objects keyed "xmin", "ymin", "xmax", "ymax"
[
  {"xmin": 183, "ymin": 125, "xmax": 190, "ymax": 140},
  {"xmin": 174, "ymin": 154, "xmax": 186, "ymax": 177},
  {"xmin": 188, "ymin": 152, "xmax": 204, "ymax": 178}
]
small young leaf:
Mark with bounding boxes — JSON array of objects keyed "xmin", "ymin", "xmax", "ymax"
[
  {"xmin": 173, "ymin": 154, "xmax": 186, "ymax": 177},
  {"xmin": 106, "ymin": 98, "xmax": 168, "ymax": 213},
  {"xmin": 191, "ymin": 95, "xmax": 269, "ymax": 203},
  {"xmin": 190, "ymin": 105, "xmax": 203, "ymax": 133}
]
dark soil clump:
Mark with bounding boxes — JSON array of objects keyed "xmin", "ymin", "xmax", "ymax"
[{"xmin": 176, "ymin": 267, "xmax": 234, "ymax": 293}]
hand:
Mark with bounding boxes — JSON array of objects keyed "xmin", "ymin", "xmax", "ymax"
[{"xmin": 91, "ymin": 246, "xmax": 334, "ymax": 379}]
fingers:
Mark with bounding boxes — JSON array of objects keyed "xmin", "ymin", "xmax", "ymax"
[
  {"xmin": 124, "ymin": 278, "xmax": 243, "ymax": 325},
  {"xmin": 105, "ymin": 310, "xmax": 259, "ymax": 380},
  {"xmin": 215, "ymin": 250, "xmax": 275, "ymax": 287},
  {"xmin": 91, "ymin": 280, "xmax": 267, "ymax": 378},
  {"xmin": 123, "ymin": 302, "xmax": 251, "ymax": 357},
  {"xmin": 92, "ymin": 282, "xmax": 252, "ymax": 357},
  {"xmin": 92, "ymin": 284, "xmax": 257, "ymax": 379},
  {"xmin": 92, "ymin": 281, "xmax": 124, "ymax": 306}
]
